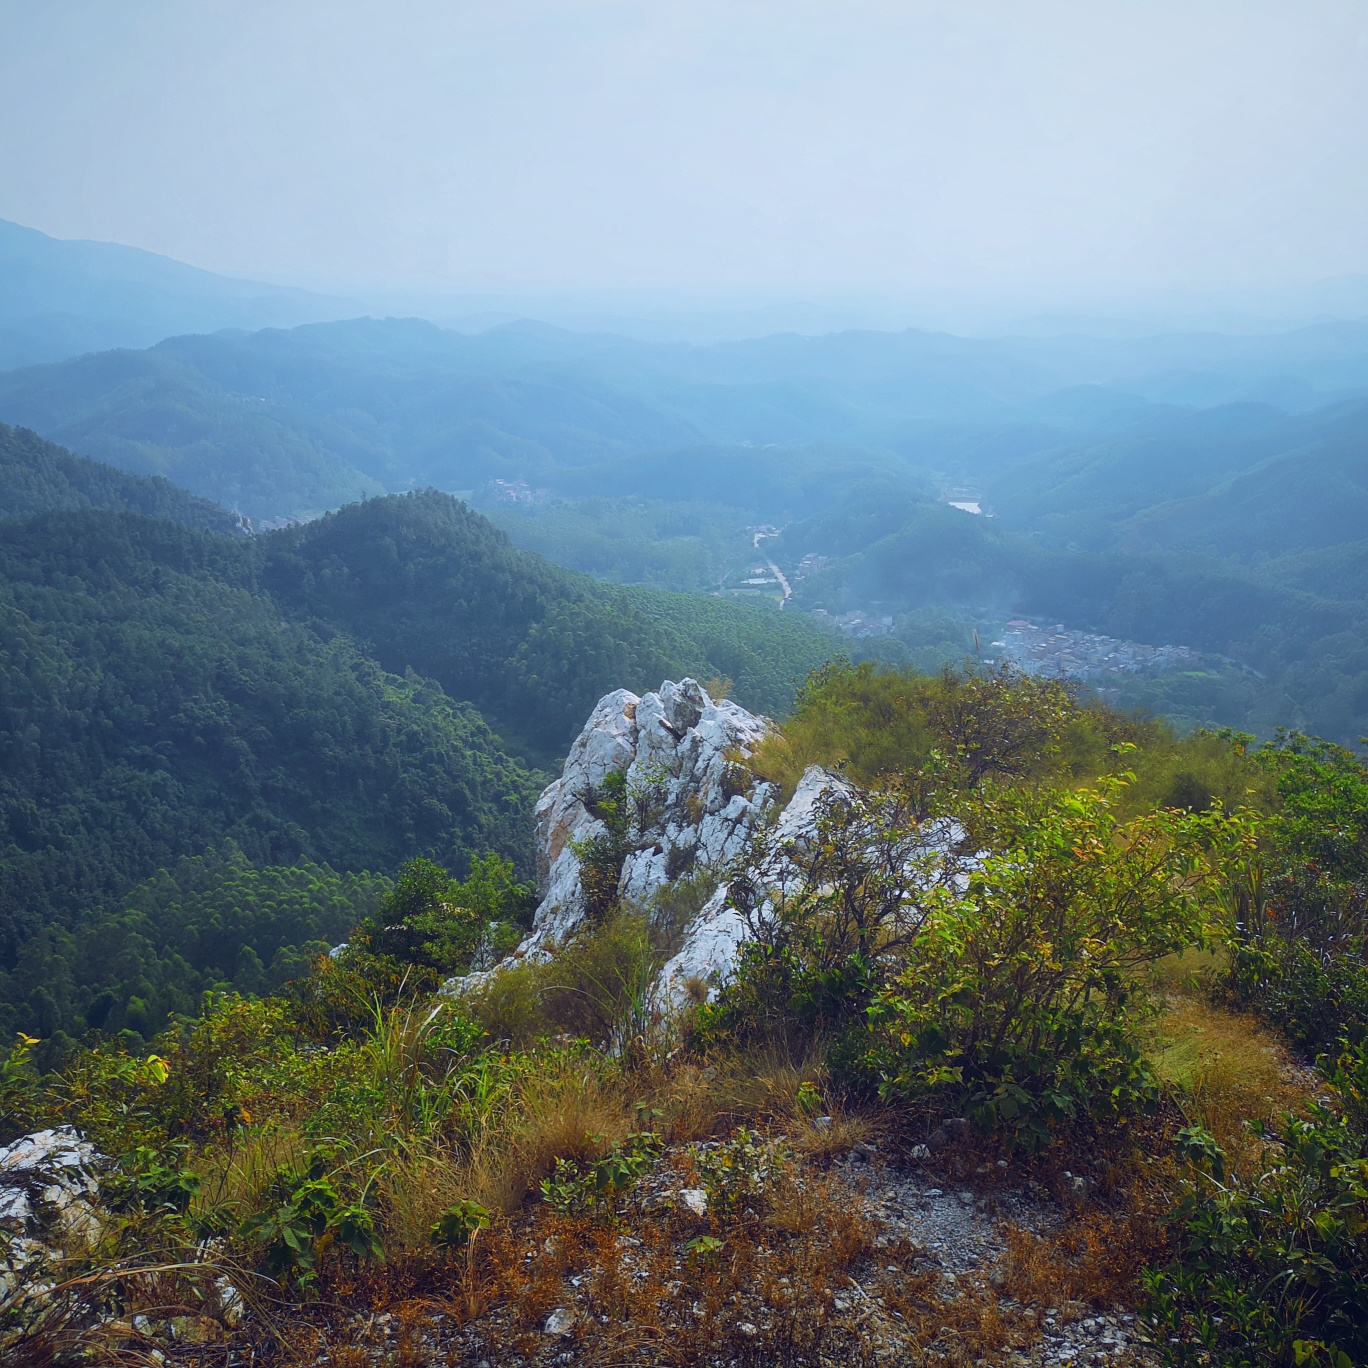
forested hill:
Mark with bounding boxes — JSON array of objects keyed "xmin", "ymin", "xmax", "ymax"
[
  {"xmin": 0, "ymin": 505, "xmax": 542, "ymax": 957},
  {"xmin": 0, "ymin": 454, "xmax": 837, "ymax": 980},
  {"xmin": 0, "ymin": 420, "xmax": 246, "ymax": 534},
  {"xmin": 262, "ymin": 491, "xmax": 838, "ymax": 758}
]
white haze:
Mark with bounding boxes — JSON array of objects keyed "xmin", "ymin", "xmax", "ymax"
[{"xmin": 0, "ymin": 0, "xmax": 1366, "ymax": 317}]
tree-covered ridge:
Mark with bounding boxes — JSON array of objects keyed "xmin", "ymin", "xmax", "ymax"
[
  {"xmin": 0, "ymin": 463, "xmax": 838, "ymax": 980},
  {"xmin": 0, "ymin": 847, "xmax": 389, "ymax": 1059},
  {"xmin": 263, "ymin": 490, "xmax": 837, "ymax": 759},
  {"xmin": 0, "ymin": 506, "xmax": 543, "ymax": 956},
  {"xmin": 0, "ymin": 420, "xmax": 245, "ymax": 534}
]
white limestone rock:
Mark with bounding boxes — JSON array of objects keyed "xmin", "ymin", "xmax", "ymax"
[
  {"xmin": 461, "ymin": 679, "xmax": 778, "ymax": 987},
  {"xmin": 0, "ymin": 1127, "xmax": 107, "ymax": 1332},
  {"xmin": 452, "ymin": 673, "xmax": 978, "ymax": 1018},
  {"xmin": 652, "ymin": 765, "xmax": 851, "ymax": 1010},
  {"xmin": 0, "ymin": 1126, "xmax": 104, "ymax": 1246}
]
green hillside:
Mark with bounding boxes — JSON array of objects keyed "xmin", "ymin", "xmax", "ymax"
[
  {"xmin": 0, "ymin": 507, "xmax": 542, "ymax": 957},
  {"xmin": 263, "ymin": 490, "xmax": 840, "ymax": 759},
  {"xmin": 0, "ymin": 427, "xmax": 840, "ymax": 999},
  {"xmin": 0, "ymin": 420, "xmax": 246, "ymax": 533}
]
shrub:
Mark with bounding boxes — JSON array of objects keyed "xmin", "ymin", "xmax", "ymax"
[
  {"xmin": 430, "ymin": 1198, "xmax": 491, "ymax": 1251},
  {"xmin": 1223, "ymin": 733, "xmax": 1368, "ymax": 1056},
  {"xmin": 356, "ymin": 854, "xmax": 532, "ymax": 976},
  {"xmin": 696, "ymin": 779, "xmax": 969, "ymax": 1047},
  {"xmin": 692, "ymin": 1127, "xmax": 789, "ymax": 1214},
  {"xmin": 539, "ymin": 1127, "xmax": 662, "ymax": 1212},
  {"xmin": 750, "ymin": 659, "xmax": 1124, "ymax": 795},
  {"xmin": 240, "ymin": 1148, "xmax": 383, "ymax": 1282},
  {"xmin": 1144, "ymin": 1051, "xmax": 1368, "ymax": 1368},
  {"xmin": 865, "ymin": 781, "xmax": 1241, "ymax": 1148}
]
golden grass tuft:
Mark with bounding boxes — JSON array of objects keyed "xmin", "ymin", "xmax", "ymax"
[{"xmin": 1144, "ymin": 990, "xmax": 1314, "ymax": 1170}]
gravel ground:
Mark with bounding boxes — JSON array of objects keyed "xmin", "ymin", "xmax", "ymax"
[{"xmin": 144, "ymin": 1139, "xmax": 1161, "ymax": 1368}]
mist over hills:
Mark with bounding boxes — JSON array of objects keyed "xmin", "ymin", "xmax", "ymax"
[
  {"xmin": 3, "ymin": 264, "xmax": 1368, "ymax": 746},
  {"xmin": 0, "ymin": 218, "xmax": 357, "ymax": 371},
  {"xmin": 3, "ymin": 312, "xmax": 1368, "ymax": 521}
]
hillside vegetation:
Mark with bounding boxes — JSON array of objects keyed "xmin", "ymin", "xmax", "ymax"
[
  {"xmin": 4, "ymin": 663, "xmax": 1366, "ymax": 1368},
  {"xmin": 6, "ymin": 318, "xmax": 1368, "ymax": 743},
  {"xmin": 0, "ymin": 439, "xmax": 838, "ymax": 1049},
  {"xmin": 0, "ymin": 420, "xmax": 245, "ymax": 533}
]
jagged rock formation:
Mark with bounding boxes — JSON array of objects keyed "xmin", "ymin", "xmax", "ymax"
[
  {"xmin": 515, "ymin": 678, "xmax": 776, "ymax": 958},
  {"xmin": 0, "ymin": 1127, "xmax": 106, "ymax": 1333},
  {"xmin": 457, "ymin": 677, "xmax": 855, "ymax": 1007},
  {"xmin": 652, "ymin": 762, "xmax": 849, "ymax": 1009}
]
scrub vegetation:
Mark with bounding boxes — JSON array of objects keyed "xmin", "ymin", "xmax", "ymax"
[{"xmin": 3, "ymin": 663, "xmax": 1365, "ymax": 1367}]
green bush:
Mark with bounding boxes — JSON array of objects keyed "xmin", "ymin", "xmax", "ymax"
[
  {"xmin": 1144, "ymin": 1049, "xmax": 1368, "ymax": 1368},
  {"xmin": 703, "ymin": 772, "xmax": 1247, "ymax": 1149},
  {"xmin": 865, "ymin": 782, "xmax": 1240, "ymax": 1148},
  {"xmin": 357, "ymin": 853, "xmax": 532, "ymax": 976},
  {"xmin": 240, "ymin": 1149, "xmax": 383, "ymax": 1283}
]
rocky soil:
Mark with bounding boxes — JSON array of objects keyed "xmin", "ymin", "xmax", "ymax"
[{"xmin": 138, "ymin": 1133, "xmax": 1160, "ymax": 1368}]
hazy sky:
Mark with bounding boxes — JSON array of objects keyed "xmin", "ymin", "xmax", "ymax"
[{"xmin": 1, "ymin": 0, "xmax": 1366, "ymax": 295}]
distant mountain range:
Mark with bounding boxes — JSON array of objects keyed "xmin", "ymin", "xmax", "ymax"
[
  {"xmin": 4, "ymin": 312, "xmax": 1368, "ymax": 522},
  {"xmin": 0, "ymin": 218, "xmax": 356, "ymax": 369}
]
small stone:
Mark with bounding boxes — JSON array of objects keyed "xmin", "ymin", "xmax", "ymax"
[
  {"xmin": 169, "ymin": 1316, "xmax": 222, "ymax": 1344},
  {"xmin": 544, "ymin": 1307, "xmax": 576, "ymax": 1336},
  {"xmin": 678, "ymin": 1188, "xmax": 708, "ymax": 1217},
  {"xmin": 812, "ymin": 1115, "xmax": 832, "ymax": 1131},
  {"xmin": 738, "ymin": 1322, "xmax": 758, "ymax": 1336}
]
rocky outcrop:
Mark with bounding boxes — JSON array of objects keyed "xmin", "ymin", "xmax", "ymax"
[
  {"xmin": 512, "ymin": 678, "xmax": 778, "ymax": 962},
  {"xmin": 0, "ymin": 1127, "xmax": 106, "ymax": 1341},
  {"xmin": 651, "ymin": 763, "xmax": 849, "ymax": 1009},
  {"xmin": 455, "ymin": 678, "xmax": 866, "ymax": 1006},
  {"xmin": 452, "ymin": 677, "xmax": 968, "ymax": 1015},
  {"xmin": 0, "ymin": 1126, "xmax": 105, "ymax": 1254}
]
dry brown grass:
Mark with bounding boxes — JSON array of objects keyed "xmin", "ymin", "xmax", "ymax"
[
  {"xmin": 789, "ymin": 1110, "xmax": 875, "ymax": 1165},
  {"xmin": 1145, "ymin": 990, "xmax": 1314, "ymax": 1171}
]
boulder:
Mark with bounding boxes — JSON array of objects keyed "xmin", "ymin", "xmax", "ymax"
[
  {"xmin": 0, "ymin": 1127, "xmax": 107, "ymax": 1345},
  {"xmin": 0, "ymin": 1126, "xmax": 105, "ymax": 1253}
]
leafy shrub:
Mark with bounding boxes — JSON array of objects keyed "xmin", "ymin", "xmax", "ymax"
[
  {"xmin": 750, "ymin": 659, "xmax": 1130, "ymax": 795},
  {"xmin": 1224, "ymin": 733, "xmax": 1368, "ymax": 1056},
  {"xmin": 240, "ymin": 1149, "xmax": 383, "ymax": 1282},
  {"xmin": 696, "ymin": 780, "xmax": 968, "ymax": 1047},
  {"xmin": 693, "ymin": 1128, "xmax": 789, "ymax": 1214},
  {"xmin": 357, "ymin": 853, "xmax": 532, "ymax": 976},
  {"xmin": 106, "ymin": 1143, "xmax": 201, "ymax": 1216},
  {"xmin": 1144, "ymin": 1056, "xmax": 1368, "ymax": 1368},
  {"xmin": 430, "ymin": 1198, "xmax": 491, "ymax": 1250},
  {"xmin": 866, "ymin": 782, "xmax": 1239, "ymax": 1148},
  {"xmin": 0, "ymin": 1033, "xmax": 39, "ymax": 1143},
  {"xmin": 539, "ymin": 1128, "xmax": 662, "ymax": 1212}
]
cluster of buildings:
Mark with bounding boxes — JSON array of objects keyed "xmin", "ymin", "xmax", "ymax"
[
  {"xmin": 991, "ymin": 619, "xmax": 1200, "ymax": 681},
  {"xmin": 489, "ymin": 478, "xmax": 545, "ymax": 505},
  {"xmin": 810, "ymin": 608, "xmax": 896, "ymax": 638}
]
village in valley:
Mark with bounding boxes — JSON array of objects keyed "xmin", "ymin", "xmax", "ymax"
[{"xmin": 989, "ymin": 619, "xmax": 1202, "ymax": 681}]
